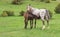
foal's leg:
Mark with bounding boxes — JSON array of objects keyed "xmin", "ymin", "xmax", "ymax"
[{"xmin": 24, "ymin": 19, "xmax": 28, "ymax": 29}]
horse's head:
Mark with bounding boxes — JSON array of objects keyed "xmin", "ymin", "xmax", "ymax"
[{"xmin": 27, "ymin": 4, "xmax": 33, "ymax": 13}]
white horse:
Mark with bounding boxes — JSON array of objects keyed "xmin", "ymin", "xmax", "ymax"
[{"xmin": 27, "ymin": 5, "xmax": 50, "ymax": 30}]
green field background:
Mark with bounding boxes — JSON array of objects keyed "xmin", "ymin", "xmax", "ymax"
[{"xmin": 0, "ymin": 0, "xmax": 60, "ymax": 37}]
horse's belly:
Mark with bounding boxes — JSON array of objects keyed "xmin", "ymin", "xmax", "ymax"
[{"xmin": 32, "ymin": 10, "xmax": 40, "ymax": 17}]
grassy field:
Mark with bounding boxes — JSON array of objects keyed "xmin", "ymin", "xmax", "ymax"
[{"xmin": 0, "ymin": 0, "xmax": 60, "ymax": 37}]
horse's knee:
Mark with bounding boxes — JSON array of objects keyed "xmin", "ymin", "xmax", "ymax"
[
  {"xmin": 41, "ymin": 18, "xmax": 45, "ymax": 25},
  {"xmin": 46, "ymin": 16, "xmax": 49, "ymax": 20}
]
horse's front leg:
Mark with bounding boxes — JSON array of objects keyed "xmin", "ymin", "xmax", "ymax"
[
  {"xmin": 24, "ymin": 19, "xmax": 28, "ymax": 29},
  {"xmin": 30, "ymin": 20, "xmax": 33, "ymax": 29}
]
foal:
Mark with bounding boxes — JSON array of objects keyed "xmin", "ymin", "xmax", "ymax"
[{"xmin": 24, "ymin": 11, "xmax": 37, "ymax": 29}]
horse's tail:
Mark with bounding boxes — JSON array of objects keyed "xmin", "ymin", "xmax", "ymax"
[{"xmin": 46, "ymin": 9, "xmax": 50, "ymax": 19}]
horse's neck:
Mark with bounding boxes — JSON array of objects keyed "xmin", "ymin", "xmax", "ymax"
[{"xmin": 31, "ymin": 8, "xmax": 40, "ymax": 17}]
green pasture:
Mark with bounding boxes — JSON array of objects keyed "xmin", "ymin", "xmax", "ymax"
[{"xmin": 0, "ymin": 0, "xmax": 60, "ymax": 37}]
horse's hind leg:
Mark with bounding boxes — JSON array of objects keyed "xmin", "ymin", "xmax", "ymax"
[
  {"xmin": 24, "ymin": 19, "xmax": 28, "ymax": 29},
  {"xmin": 46, "ymin": 16, "xmax": 49, "ymax": 29},
  {"xmin": 41, "ymin": 17, "xmax": 45, "ymax": 30},
  {"xmin": 47, "ymin": 20, "xmax": 49, "ymax": 29},
  {"xmin": 42, "ymin": 20, "xmax": 45, "ymax": 30}
]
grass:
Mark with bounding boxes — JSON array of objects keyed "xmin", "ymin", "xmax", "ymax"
[
  {"xmin": 0, "ymin": 14, "xmax": 60, "ymax": 37},
  {"xmin": 0, "ymin": 0, "xmax": 60, "ymax": 37}
]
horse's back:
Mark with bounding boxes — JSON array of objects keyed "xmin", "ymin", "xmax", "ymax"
[
  {"xmin": 39, "ymin": 9, "xmax": 50, "ymax": 20},
  {"xmin": 39, "ymin": 9, "xmax": 46, "ymax": 16}
]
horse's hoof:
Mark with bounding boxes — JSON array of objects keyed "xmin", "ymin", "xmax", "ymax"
[
  {"xmin": 42, "ymin": 26, "xmax": 45, "ymax": 30},
  {"xmin": 42, "ymin": 28, "xmax": 45, "ymax": 30}
]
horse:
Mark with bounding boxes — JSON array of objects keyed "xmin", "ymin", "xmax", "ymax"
[
  {"xmin": 27, "ymin": 5, "xmax": 50, "ymax": 30},
  {"xmin": 24, "ymin": 11, "xmax": 39, "ymax": 29}
]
